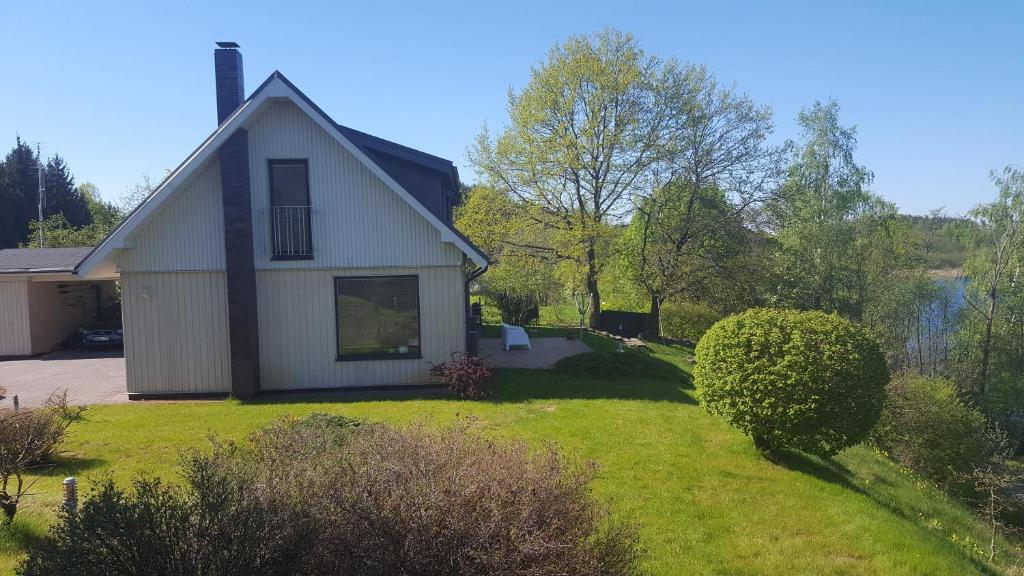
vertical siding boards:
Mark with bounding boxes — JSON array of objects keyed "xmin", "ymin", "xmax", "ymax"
[
  {"xmin": 114, "ymin": 99, "xmax": 471, "ymax": 393},
  {"xmin": 118, "ymin": 162, "xmax": 226, "ymax": 273},
  {"xmin": 0, "ymin": 280, "xmax": 31, "ymax": 356},
  {"xmin": 246, "ymin": 102, "xmax": 462, "ymax": 269},
  {"xmin": 120, "ymin": 272, "xmax": 231, "ymax": 394},
  {"xmin": 257, "ymin": 266, "xmax": 465, "ymax": 390}
]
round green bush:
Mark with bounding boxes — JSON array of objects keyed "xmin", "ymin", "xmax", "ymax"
[
  {"xmin": 694, "ymin": 308, "xmax": 888, "ymax": 456},
  {"xmin": 870, "ymin": 374, "xmax": 991, "ymax": 492}
]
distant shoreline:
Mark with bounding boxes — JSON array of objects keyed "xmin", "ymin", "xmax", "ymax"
[{"xmin": 926, "ymin": 268, "xmax": 962, "ymax": 279}]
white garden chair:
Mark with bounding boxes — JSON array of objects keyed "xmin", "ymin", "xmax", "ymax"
[{"xmin": 501, "ymin": 323, "xmax": 532, "ymax": 351}]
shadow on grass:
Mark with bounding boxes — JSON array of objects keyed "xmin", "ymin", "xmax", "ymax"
[
  {"xmin": 241, "ymin": 386, "xmax": 453, "ymax": 406},
  {"xmin": 770, "ymin": 449, "xmax": 861, "ymax": 490},
  {"xmin": 491, "ymin": 359, "xmax": 696, "ymax": 404},
  {"xmin": 773, "ymin": 449, "xmax": 1002, "ymax": 576},
  {"xmin": 552, "ymin": 350, "xmax": 691, "ymax": 383},
  {"xmin": 34, "ymin": 454, "xmax": 107, "ymax": 479},
  {"xmin": 239, "ymin": 345, "xmax": 696, "ymax": 406},
  {"xmin": 0, "ymin": 515, "xmax": 47, "ymax": 558},
  {"xmin": 492, "ymin": 374, "xmax": 696, "ymax": 404},
  {"xmin": 240, "ymin": 371, "xmax": 697, "ymax": 406}
]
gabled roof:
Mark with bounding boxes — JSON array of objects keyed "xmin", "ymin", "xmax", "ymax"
[
  {"xmin": 0, "ymin": 247, "xmax": 94, "ymax": 274},
  {"xmin": 76, "ymin": 71, "xmax": 488, "ymax": 277}
]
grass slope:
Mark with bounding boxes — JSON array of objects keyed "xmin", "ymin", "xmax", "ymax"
[{"xmin": 0, "ymin": 338, "xmax": 1007, "ymax": 575}]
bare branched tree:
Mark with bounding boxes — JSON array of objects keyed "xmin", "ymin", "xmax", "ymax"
[
  {"xmin": 962, "ymin": 425, "xmax": 1024, "ymax": 563},
  {"xmin": 0, "ymin": 391, "xmax": 84, "ymax": 522}
]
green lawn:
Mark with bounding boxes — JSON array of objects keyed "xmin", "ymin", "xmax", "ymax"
[{"xmin": 0, "ymin": 338, "xmax": 1011, "ymax": 575}]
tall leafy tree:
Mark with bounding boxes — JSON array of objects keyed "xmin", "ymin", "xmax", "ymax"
[
  {"xmin": 625, "ymin": 66, "xmax": 780, "ymax": 334},
  {"xmin": 43, "ymin": 154, "xmax": 91, "ymax": 227},
  {"xmin": 19, "ymin": 182, "xmax": 122, "ymax": 248},
  {"xmin": 766, "ymin": 100, "xmax": 878, "ymax": 317},
  {"xmin": 455, "ymin": 184, "xmax": 563, "ymax": 306},
  {"xmin": 471, "ymin": 29, "xmax": 678, "ymax": 327},
  {"xmin": 957, "ymin": 167, "xmax": 1024, "ymax": 397},
  {"xmin": 80, "ymin": 182, "xmax": 122, "ymax": 233}
]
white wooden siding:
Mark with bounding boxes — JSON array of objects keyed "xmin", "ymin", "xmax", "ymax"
[
  {"xmin": 109, "ymin": 99, "xmax": 472, "ymax": 393},
  {"xmin": 0, "ymin": 280, "xmax": 31, "ymax": 356},
  {"xmin": 26, "ymin": 280, "xmax": 103, "ymax": 354},
  {"xmin": 121, "ymin": 272, "xmax": 231, "ymax": 394},
  {"xmin": 246, "ymin": 101, "xmax": 462, "ymax": 269},
  {"xmin": 118, "ymin": 162, "xmax": 225, "ymax": 273},
  {"xmin": 257, "ymin": 266, "xmax": 465, "ymax": 390}
]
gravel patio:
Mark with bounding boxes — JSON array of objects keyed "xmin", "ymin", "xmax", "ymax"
[{"xmin": 477, "ymin": 337, "xmax": 591, "ymax": 369}]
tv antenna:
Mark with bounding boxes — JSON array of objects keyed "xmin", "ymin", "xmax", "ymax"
[{"xmin": 36, "ymin": 144, "xmax": 45, "ymax": 248}]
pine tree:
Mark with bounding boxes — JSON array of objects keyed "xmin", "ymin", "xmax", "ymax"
[
  {"xmin": 0, "ymin": 137, "xmax": 40, "ymax": 248},
  {"xmin": 44, "ymin": 154, "xmax": 91, "ymax": 228}
]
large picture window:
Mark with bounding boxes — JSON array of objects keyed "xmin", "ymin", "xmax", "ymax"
[
  {"xmin": 335, "ymin": 275, "xmax": 421, "ymax": 360},
  {"xmin": 269, "ymin": 159, "xmax": 312, "ymax": 258}
]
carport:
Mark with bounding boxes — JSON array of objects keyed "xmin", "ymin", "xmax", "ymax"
[{"xmin": 0, "ymin": 247, "xmax": 118, "ymax": 358}]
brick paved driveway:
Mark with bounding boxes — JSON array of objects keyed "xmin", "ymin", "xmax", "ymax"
[{"xmin": 0, "ymin": 349, "xmax": 127, "ymax": 408}]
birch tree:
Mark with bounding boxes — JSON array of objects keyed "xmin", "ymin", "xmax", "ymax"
[{"xmin": 959, "ymin": 167, "xmax": 1024, "ymax": 396}]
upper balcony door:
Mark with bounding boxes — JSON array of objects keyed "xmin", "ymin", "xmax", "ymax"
[{"xmin": 269, "ymin": 159, "xmax": 313, "ymax": 259}]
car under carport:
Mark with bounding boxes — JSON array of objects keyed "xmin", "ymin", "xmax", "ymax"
[{"xmin": 0, "ymin": 247, "xmax": 119, "ymax": 358}]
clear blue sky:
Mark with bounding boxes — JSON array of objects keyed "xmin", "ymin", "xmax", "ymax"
[{"xmin": 1, "ymin": 0, "xmax": 1020, "ymax": 216}]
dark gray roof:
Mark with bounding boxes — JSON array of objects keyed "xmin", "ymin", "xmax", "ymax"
[
  {"xmin": 338, "ymin": 124, "xmax": 460, "ymax": 222},
  {"xmin": 0, "ymin": 247, "xmax": 94, "ymax": 274}
]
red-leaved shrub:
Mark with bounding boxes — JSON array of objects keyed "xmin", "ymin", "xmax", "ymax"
[{"xmin": 430, "ymin": 353, "xmax": 494, "ymax": 399}]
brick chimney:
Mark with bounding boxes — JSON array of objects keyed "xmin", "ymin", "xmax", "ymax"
[
  {"xmin": 214, "ymin": 42, "xmax": 244, "ymax": 124},
  {"xmin": 214, "ymin": 42, "xmax": 260, "ymax": 399}
]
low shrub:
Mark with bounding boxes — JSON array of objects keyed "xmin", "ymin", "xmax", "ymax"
[
  {"xmin": 694, "ymin": 308, "xmax": 889, "ymax": 457},
  {"xmin": 21, "ymin": 419, "xmax": 642, "ymax": 576},
  {"xmin": 308, "ymin": 423, "xmax": 641, "ymax": 576},
  {"xmin": 660, "ymin": 300, "xmax": 722, "ymax": 342},
  {"xmin": 490, "ymin": 291, "xmax": 540, "ymax": 326},
  {"xmin": 870, "ymin": 374, "xmax": 992, "ymax": 492},
  {"xmin": 430, "ymin": 353, "xmax": 494, "ymax": 399},
  {"xmin": 19, "ymin": 454, "xmax": 315, "ymax": 576},
  {"xmin": 1, "ymin": 392, "xmax": 83, "ymax": 522}
]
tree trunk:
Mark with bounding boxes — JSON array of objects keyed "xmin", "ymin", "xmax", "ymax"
[
  {"xmin": 921, "ymin": 315, "xmax": 929, "ymax": 375},
  {"xmin": 0, "ymin": 493, "xmax": 16, "ymax": 522},
  {"xmin": 752, "ymin": 433, "xmax": 776, "ymax": 456},
  {"xmin": 981, "ymin": 314, "xmax": 994, "ymax": 396},
  {"xmin": 980, "ymin": 285, "xmax": 997, "ymax": 397},
  {"xmin": 586, "ymin": 246, "xmax": 601, "ymax": 329},
  {"xmin": 646, "ymin": 293, "xmax": 662, "ymax": 340}
]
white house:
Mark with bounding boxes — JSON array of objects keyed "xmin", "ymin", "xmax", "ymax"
[{"xmin": 76, "ymin": 43, "xmax": 488, "ymax": 398}]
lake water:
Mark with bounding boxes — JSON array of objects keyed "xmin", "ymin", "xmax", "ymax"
[{"xmin": 906, "ymin": 277, "xmax": 966, "ymax": 375}]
